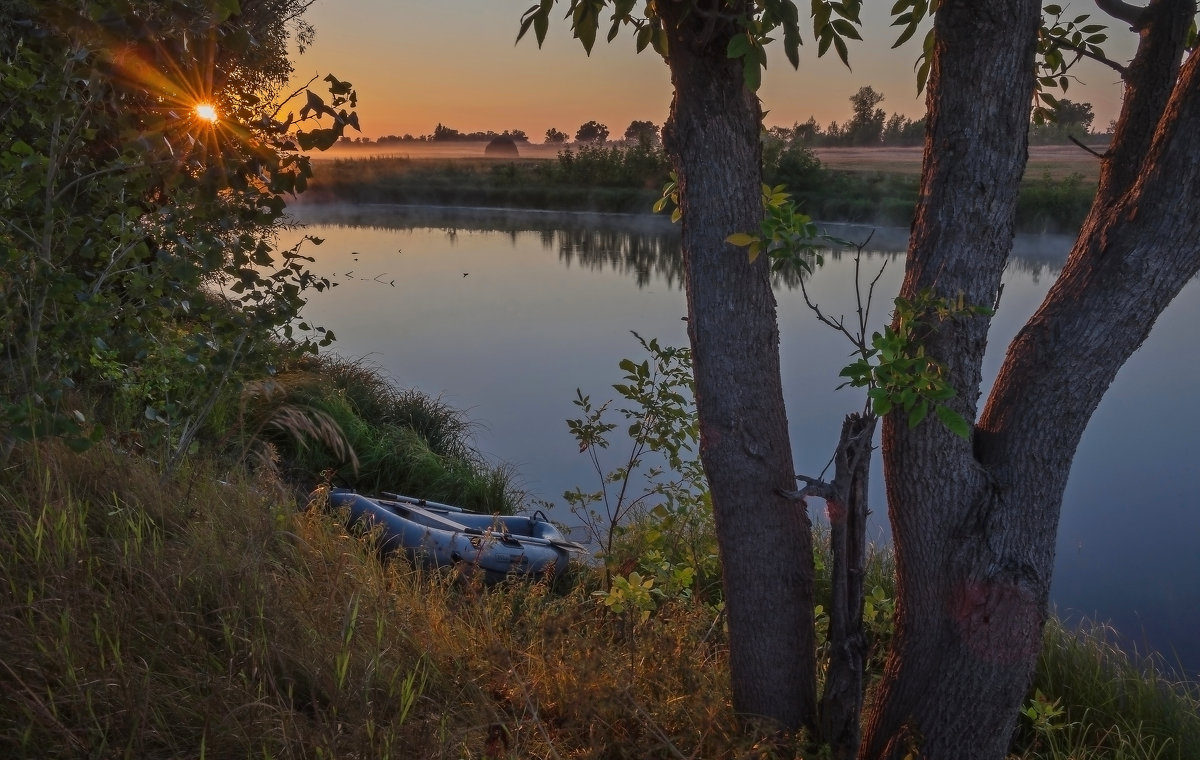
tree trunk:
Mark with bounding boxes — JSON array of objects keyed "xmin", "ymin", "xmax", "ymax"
[
  {"xmin": 659, "ymin": 1, "xmax": 817, "ymax": 731},
  {"xmin": 863, "ymin": 3, "xmax": 1200, "ymax": 759},
  {"xmin": 1093, "ymin": 0, "xmax": 1194, "ymax": 209},
  {"xmin": 819, "ymin": 413, "xmax": 876, "ymax": 759},
  {"xmin": 860, "ymin": 2, "xmax": 1045, "ymax": 757}
]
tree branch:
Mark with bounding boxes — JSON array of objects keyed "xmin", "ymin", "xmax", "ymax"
[
  {"xmin": 1094, "ymin": 0, "xmax": 1150, "ymax": 27},
  {"xmin": 1052, "ymin": 35, "xmax": 1129, "ymax": 77},
  {"xmin": 1069, "ymin": 134, "xmax": 1107, "ymax": 158},
  {"xmin": 777, "ymin": 477, "xmax": 840, "ymax": 503}
]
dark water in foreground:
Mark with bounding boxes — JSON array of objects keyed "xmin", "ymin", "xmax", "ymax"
[{"xmin": 283, "ymin": 204, "xmax": 1199, "ymax": 679}]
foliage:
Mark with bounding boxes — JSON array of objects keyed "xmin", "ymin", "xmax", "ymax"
[
  {"xmin": 544, "ymin": 126, "xmax": 569, "ymax": 143},
  {"xmin": 517, "ymin": 0, "xmax": 866, "ymax": 90},
  {"xmin": 574, "ymin": 119, "xmax": 610, "ymax": 143},
  {"xmin": 562, "ymin": 333, "xmax": 703, "ymax": 571},
  {"xmin": 549, "ymin": 140, "xmax": 670, "ymax": 187},
  {"xmin": 837, "ymin": 290, "xmax": 990, "ymax": 438},
  {"xmin": 242, "ymin": 354, "xmax": 519, "ymax": 512},
  {"xmin": 0, "ymin": 0, "xmax": 357, "ymax": 464},
  {"xmin": 762, "ymin": 131, "xmax": 825, "ymax": 191},
  {"xmin": 427, "ymin": 123, "xmax": 529, "ymax": 143},
  {"xmin": 623, "ymin": 119, "xmax": 660, "ymax": 143},
  {"xmin": 843, "ymin": 85, "xmax": 887, "ymax": 145},
  {"xmin": 723, "ymin": 185, "xmax": 991, "ymax": 439},
  {"xmin": 1033, "ymin": 5, "xmax": 1110, "ymax": 124},
  {"xmin": 1030, "ymin": 98, "xmax": 1096, "ymax": 143},
  {"xmin": 305, "ymin": 149, "xmax": 671, "ymax": 213}
]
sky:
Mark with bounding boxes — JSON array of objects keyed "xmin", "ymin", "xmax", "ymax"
[{"xmin": 288, "ymin": 1, "xmax": 1138, "ymax": 142}]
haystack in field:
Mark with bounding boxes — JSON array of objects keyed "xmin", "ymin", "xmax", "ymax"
[{"xmin": 484, "ymin": 136, "xmax": 520, "ymax": 157}]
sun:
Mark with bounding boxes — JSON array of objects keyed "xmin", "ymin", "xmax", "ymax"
[{"xmin": 193, "ymin": 102, "xmax": 219, "ymax": 123}]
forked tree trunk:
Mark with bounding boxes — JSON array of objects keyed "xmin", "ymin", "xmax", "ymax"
[
  {"xmin": 659, "ymin": 1, "xmax": 818, "ymax": 731},
  {"xmin": 860, "ymin": 2, "xmax": 1048, "ymax": 757},
  {"xmin": 862, "ymin": 2, "xmax": 1200, "ymax": 758}
]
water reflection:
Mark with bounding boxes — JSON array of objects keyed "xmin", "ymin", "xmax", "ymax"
[
  {"xmin": 283, "ymin": 204, "xmax": 1198, "ymax": 680},
  {"xmin": 287, "ymin": 203, "xmax": 1075, "ymax": 287}
]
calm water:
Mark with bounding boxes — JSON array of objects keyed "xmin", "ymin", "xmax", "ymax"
[{"xmin": 283, "ymin": 204, "xmax": 1199, "ymax": 678}]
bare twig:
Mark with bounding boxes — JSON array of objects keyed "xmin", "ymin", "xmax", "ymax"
[
  {"xmin": 1069, "ymin": 134, "xmax": 1107, "ymax": 158},
  {"xmin": 270, "ymin": 74, "xmax": 320, "ymax": 121}
]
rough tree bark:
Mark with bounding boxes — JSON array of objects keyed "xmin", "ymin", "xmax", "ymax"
[
  {"xmin": 861, "ymin": 1, "xmax": 1200, "ymax": 758},
  {"xmin": 806, "ymin": 413, "xmax": 876, "ymax": 758},
  {"xmin": 658, "ymin": 0, "xmax": 819, "ymax": 731}
]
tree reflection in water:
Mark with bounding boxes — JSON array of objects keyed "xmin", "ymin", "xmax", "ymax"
[{"xmin": 286, "ymin": 203, "xmax": 1077, "ymax": 291}]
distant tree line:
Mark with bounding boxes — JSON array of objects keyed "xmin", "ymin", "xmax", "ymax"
[
  {"xmin": 773, "ymin": 85, "xmax": 1102, "ymax": 148},
  {"xmin": 339, "ymin": 86, "xmax": 1100, "ymax": 149}
]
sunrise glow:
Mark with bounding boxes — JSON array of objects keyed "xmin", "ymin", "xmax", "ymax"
[{"xmin": 194, "ymin": 102, "xmax": 219, "ymax": 123}]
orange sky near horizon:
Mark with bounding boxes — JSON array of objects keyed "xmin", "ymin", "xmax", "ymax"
[{"xmin": 289, "ymin": 1, "xmax": 1136, "ymax": 142}]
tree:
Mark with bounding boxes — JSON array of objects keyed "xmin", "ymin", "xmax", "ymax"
[
  {"xmin": 861, "ymin": 0, "xmax": 1200, "ymax": 757},
  {"xmin": 1030, "ymin": 97, "xmax": 1097, "ymax": 142},
  {"xmin": 544, "ymin": 127, "xmax": 569, "ymax": 144},
  {"xmin": 882, "ymin": 113, "xmax": 923, "ymax": 146},
  {"xmin": 623, "ymin": 119, "xmax": 660, "ymax": 143},
  {"xmin": 430, "ymin": 123, "xmax": 462, "ymax": 141},
  {"xmin": 521, "ymin": 0, "xmax": 865, "ymax": 732},
  {"xmin": 574, "ymin": 120, "xmax": 610, "ymax": 143},
  {"xmin": 522, "ymin": 0, "xmax": 1200, "ymax": 757},
  {"xmin": 844, "ymin": 85, "xmax": 886, "ymax": 145},
  {"xmin": 794, "ymin": 116, "xmax": 822, "ymax": 144},
  {"xmin": 1, "ymin": 0, "xmax": 354, "ymax": 459}
]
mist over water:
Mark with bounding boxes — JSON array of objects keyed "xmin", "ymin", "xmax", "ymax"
[{"xmin": 283, "ymin": 205, "xmax": 1199, "ymax": 680}]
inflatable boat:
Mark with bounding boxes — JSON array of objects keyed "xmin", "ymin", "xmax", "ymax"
[{"xmin": 323, "ymin": 488, "xmax": 585, "ymax": 580}]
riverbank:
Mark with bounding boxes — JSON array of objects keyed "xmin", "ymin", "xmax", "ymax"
[
  {"xmin": 3, "ymin": 423, "xmax": 1196, "ymax": 758},
  {"xmin": 299, "ymin": 143, "xmax": 1097, "ymax": 235}
]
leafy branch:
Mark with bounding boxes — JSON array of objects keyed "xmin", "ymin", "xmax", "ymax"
[
  {"xmin": 837, "ymin": 289, "xmax": 990, "ymax": 439},
  {"xmin": 724, "ymin": 189, "xmax": 990, "ymax": 439}
]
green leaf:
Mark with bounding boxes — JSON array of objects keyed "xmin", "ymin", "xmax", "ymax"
[
  {"xmin": 636, "ymin": 23, "xmax": 652, "ymax": 52},
  {"xmin": 743, "ymin": 54, "xmax": 762, "ymax": 91},
  {"xmin": 817, "ymin": 31, "xmax": 833, "ymax": 57},
  {"xmin": 833, "ymin": 33, "xmax": 850, "ymax": 67},
  {"xmin": 935, "ymin": 405, "xmax": 970, "ymax": 439},
  {"xmin": 574, "ymin": 2, "xmax": 598, "ymax": 54},
  {"xmin": 211, "ymin": 0, "xmax": 240, "ymax": 23},
  {"xmin": 831, "ymin": 19, "xmax": 862, "ymax": 40},
  {"xmin": 873, "ymin": 396, "xmax": 893, "ymax": 416},
  {"xmin": 727, "ymin": 33, "xmax": 753, "ymax": 59},
  {"xmin": 907, "ymin": 400, "xmax": 929, "ymax": 428}
]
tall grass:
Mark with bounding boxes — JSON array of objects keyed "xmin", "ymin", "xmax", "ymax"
[
  {"xmin": 1, "ymin": 439, "xmax": 1193, "ymax": 758},
  {"xmin": 238, "ymin": 354, "xmax": 518, "ymax": 513},
  {"xmin": 1010, "ymin": 619, "xmax": 1200, "ymax": 759},
  {"xmin": 0, "ymin": 441, "xmax": 748, "ymax": 759}
]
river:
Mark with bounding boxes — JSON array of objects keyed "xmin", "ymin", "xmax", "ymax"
[{"xmin": 281, "ymin": 203, "xmax": 1199, "ymax": 679}]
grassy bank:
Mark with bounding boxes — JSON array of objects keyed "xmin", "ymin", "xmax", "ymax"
[
  {"xmin": 3, "ymin": 362, "xmax": 1197, "ymax": 758},
  {"xmin": 301, "ymin": 144, "xmax": 1098, "ymax": 235},
  {"xmin": 302, "ymin": 143, "xmax": 669, "ymax": 216}
]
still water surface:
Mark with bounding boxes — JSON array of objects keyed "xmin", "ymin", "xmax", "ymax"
[{"xmin": 284, "ymin": 204, "xmax": 1198, "ymax": 678}]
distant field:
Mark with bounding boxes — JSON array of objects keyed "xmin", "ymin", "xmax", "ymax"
[
  {"xmin": 318, "ymin": 141, "xmax": 1104, "ymax": 180},
  {"xmin": 815, "ymin": 144, "xmax": 1104, "ymax": 180}
]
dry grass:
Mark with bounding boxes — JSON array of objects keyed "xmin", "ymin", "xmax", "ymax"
[
  {"xmin": 2, "ymin": 439, "xmax": 1193, "ymax": 759},
  {"xmin": 814, "ymin": 145, "xmax": 1104, "ymax": 180},
  {"xmin": 0, "ymin": 442, "xmax": 750, "ymax": 759}
]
